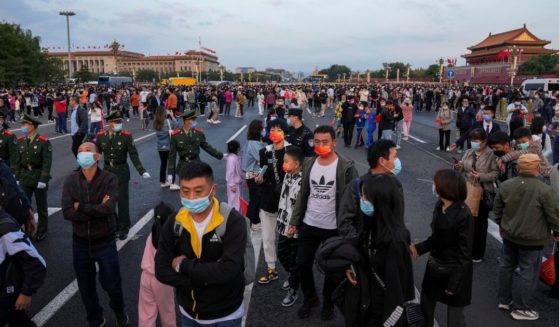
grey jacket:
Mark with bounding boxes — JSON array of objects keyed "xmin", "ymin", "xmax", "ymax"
[
  {"xmin": 289, "ymin": 153, "xmax": 358, "ymax": 226},
  {"xmin": 459, "ymin": 146, "xmax": 499, "ymax": 190},
  {"xmin": 75, "ymin": 106, "xmax": 88, "ymax": 135}
]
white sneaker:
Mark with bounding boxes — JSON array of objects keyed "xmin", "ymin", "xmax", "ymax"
[
  {"xmin": 207, "ymin": 119, "xmax": 211, "ymax": 123},
  {"xmin": 282, "ymin": 280, "xmax": 290, "ymax": 291},
  {"xmin": 169, "ymin": 184, "xmax": 180, "ymax": 191},
  {"xmin": 510, "ymin": 309, "xmax": 539, "ymax": 321},
  {"xmin": 436, "ymin": 146, "xmax": 440, "ymax": 150},
  {"xmin": 199, "ymin": 114, "xmax": 205, "ymax": 117},
  {"xmin": 498, "ymin": 302, "xmax": 512, "ymax": 311},
  {"xmin": 446, "ymin": 146, "xmax": 450, "ymax": 151},
  {"xmin": 281, "ymin": 288, "xmax": 298, "ymax": 307},
  {"xmin": 214, "ymin": 120, "xmax": 221, "ymax": 124}
]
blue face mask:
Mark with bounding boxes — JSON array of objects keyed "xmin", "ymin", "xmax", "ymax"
[
  {"xmin": 191, "ymin": 121, "xmax": 198, "ymax": 128},
  {"xmin": 77, "ymin": 152, "xmax": 96, "ymax": 169},
  {"xmin": 181, "ymin": 188, "xmax": 213, "ymax": 214},
  {"xmin": 471, "ymin": 142, "xmax": 481, "ymax": 150},
  {"xmin": 360, "ymin": 198, "xmax": 375, "ymax": 216},
  {"xmin": 393, "ymin": 158, "xmax": 402, "ymax": 175},
  {"xmin": 113, "ymin": 123, "xmax": 122, "ymax": 132},
  {"xmin": 483, "ymin": 114, "xmax": 492, "ymax": 122},
  {"xmin": 20, "ymin": 126, "xmax": 29, "ymax": 134}
]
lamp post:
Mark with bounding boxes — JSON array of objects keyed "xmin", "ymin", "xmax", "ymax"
[
  {"xmin": 509, "ymin": 45, "xmax": 523, "ymax": 87},
  {"xmin": 438, "ymin": 57, "xmax": 444, "ymax": 83},
  {"xmin": 59, "ymin": 10, "xmax": 75, "ymax": 79},
  {"xmin": 109, "ymin": 40, "xmax": 123, "ymax": 74},
  {"xmin": 406, "ymin": 63, "xmax": 411, "ymax": 83},
  {"xmin": 383, "ymin": 63, "xmax": 392, "ymax": 82}
]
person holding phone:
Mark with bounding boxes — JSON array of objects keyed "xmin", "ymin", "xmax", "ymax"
[{"xmin": 241, "ymin": 120, "xmax": 265, "ymax": 229}]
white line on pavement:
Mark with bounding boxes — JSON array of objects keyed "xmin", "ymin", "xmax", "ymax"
[
  {"xmin": 32, "ymin": 209, "xmax": 155, "ymax": 326},
  {"xmin": 48, "ymin": 133, "xmax": 72, "ymax": 141},
  {"xmin": 407, "ymin": 134, "xmax": 427, "ymax": 144},
  {"xmin": 226, "ymin": 125, "xmax": 247, "ymax": 144}
]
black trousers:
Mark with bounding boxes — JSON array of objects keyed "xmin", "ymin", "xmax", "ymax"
[
  {"xmin": 72, "ymin": 132, "xmax": 86, "ymax": 157},
  {"xmin": 438, "ymin": 129, "xmax": 450, "ymax": 150},
  {"xmin": 472, "ymin": 200, "xmax": 490, "ymax": 260},
  {"xmin": 0, "ymin": 296, "xmax": 37, "ymax": 326},
  {"xmin": 420, "ymin": 291, "xmax": 465, "ymax": 327},
  {"xmin": 158, "ymin": 150, "xmax": 169, "ymax": 183},
  {"xmin": 296, "ymin": 223, "xmax": 338, "ymax": 302},
  {"xmin": 246, "ymin": 178, "xmax": 261, "ymax": 225},
  {"xmin": 278, "ymin": 235, "xmax": 299, "ymax": 290},
  {"xmin": 342, "ymin": 122, "xmax": 355, "ymax": 146}
]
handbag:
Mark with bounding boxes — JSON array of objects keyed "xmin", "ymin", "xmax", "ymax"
[
  {"xmin": 465, "ymin": 180, "xmax": 482, "ymax": 217},
  {"xmin": 482, "ymin": 186, "xmax": 497, "ymax": 209},
  {"xmin": 540, "ymin": 243, "xmax": 556, "ymax": 286},
  {"xmin": 426, "ymin": 256, "xmax": 458, "ymax": 279}
]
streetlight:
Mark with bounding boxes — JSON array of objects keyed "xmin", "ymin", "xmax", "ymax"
[
  {"xmin": 438, "ymin": 58, "xmax": 444, "ymax": 83},
  {"xmin": 59, "ymin": 10, "xmax": 76, "ymax": 79},
  {"xmin": 508, "ymin": 45, "xmax": 523, "ymax": 87}
]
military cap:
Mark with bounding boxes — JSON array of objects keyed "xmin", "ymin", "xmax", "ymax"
[
  {"xmin": 105, "ymin": 110, "xmax": 123, "ymax": 122},
  {"xmin": 287, "ymin": 108, "xmax": 303, "ymax": 119},
  {"xmin": 181, "ymin": 110, "xmax": 197, "ymax": 120},
  {"xmin": 21, "ymin": 113, "xmax": 42, "ymax": 126}
]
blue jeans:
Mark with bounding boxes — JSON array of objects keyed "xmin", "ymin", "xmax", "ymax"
[
  {"xmin": 56, "ymin": 112, "xmax": 68, "ymax": 133},
  {"xmin": 381, "ymin": 129, "xmax": 393, "ymax": 140},
  {"xmin": 89, "ymin": 122, "xmax": 100, "ymax": 136},
  {"xmin": 181, "ymin": 315, "xmax": 241, "ymax": 327},
  {"xmin": 73, "ymin": 239, "xmax": 125, "ymax": 323},
  {"xmin": 497, "ymin": 239, "xmax": 542, "ymax": 310}
]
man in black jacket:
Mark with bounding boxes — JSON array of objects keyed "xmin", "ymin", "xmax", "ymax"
[
  {"xmin": 155, "ymin": 161, "xmax": 246, "ymax": 326},
  {"xmin": 455, "ymin": 97, "xmax": 476, "ymax": 152},
  {"xmin": 286, "ymin": 108, "xmax": 314, "ymax": 157},
  {"xmin": 0, "ymin": 210, "xmax": 46, "ymax": 326},
  {"xmin": 341, "ymin": 97, "xmax": 357, "ymax": 147},
  {"xmin": 61, "ymin": 142, "xmax": 128, "ymax": 327},
  {"xmin": 69, "ymin": 95, "xmax": 89, "ymax": 157}
]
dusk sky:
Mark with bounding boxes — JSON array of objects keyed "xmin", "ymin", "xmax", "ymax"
[{"xmin": 2, "ymin": 0, "xmax": 558, "ymax": 74}]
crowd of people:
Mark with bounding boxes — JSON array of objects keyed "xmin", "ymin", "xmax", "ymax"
[{"xmin": 1, "ymin": 81, "xmax": 559, "ymax": 327}]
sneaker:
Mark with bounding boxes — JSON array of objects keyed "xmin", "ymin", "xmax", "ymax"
[
  {"xmin": 258, "ymin": 268, "xmax": 278, "ymax": 284},
  {"xmin": 436, "ymin": 146, "xmax": 440, "ymax": 150},
  {"xmin": 169, "ymin": 184, "xmax": 180, "ymax": 191},
  {"xmin": 206, "ymin": 119, "xmax": 212, "ymax": 123},
  {"xmin": 297, "ymin": 297, "xmax": 319, "ymax": 319},
  {"xmin": 282, "ymin": 280, "xmax": 290, "ymax": 290},
  {"xmin": 446, "ymin": 146, "xmax": 450, "ymax": 151},
  {"xmin": 282, "ymin": 288, "xmax": 298, "ymax": 307},
  {"xmin": 89, "ymin": 317, "xmax": 106, "ymax": 327},
  {"xmin": 472, "ymin": 258, "xmax": 483, "ymax": 263},
  {"xmin": 321, "ymin": 301, "xmax": 335, "ymax": 321},
  {"xmin": 510, "ymin": 309, "xmax": 539, "ymax": 321},
  {"xmin": 214, "ymin": 120, "xmax": 221, "ymax": 124},
  {"xmin": 115, "ymin": 310, "xmax": 129, "ymax": 326},
  {"xmin": 498, "ymin": 301, "xmax": 512, "ymax": 310},
  {"xmin": 199, "ymin": 114, "xmax": 205, "ymax": 117}
]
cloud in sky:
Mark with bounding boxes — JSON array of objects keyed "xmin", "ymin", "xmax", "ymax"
[{"xmin": 2, "ymin": 0, "xmax": 558, "ymax": 73}]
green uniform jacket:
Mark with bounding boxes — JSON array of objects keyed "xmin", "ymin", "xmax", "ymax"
[
  {"xmin": 167, "ymin": 127, "xmax": 223, "ymax": 175},
  {"xmin": 14, "ymin": 133, "xmax": 53, "ymax": 187},
  {"xmin": 96, "ymin": 130, "xmax": 146, "ymax": 181},
  {"xmin": 0, "ymin": 129, "xmax": 17, "ymax": 171}
]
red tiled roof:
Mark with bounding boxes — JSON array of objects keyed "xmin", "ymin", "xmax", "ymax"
[
  {"xmin": 463, "ymin": 47, "xmax": 557, "ymax": 58},
  {"xmin": 468, "ymin": 26, "xmax": 550, "ymax": 50}
]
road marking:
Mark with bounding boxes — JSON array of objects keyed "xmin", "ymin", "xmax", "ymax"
[
  {"xmin": 226, "ymin": 125, "xmax": 247, "ymax": 144},
  {"xmin": 48, "ymin": 134, "xmax": 72, "ymax": 141},
  {"xmin": 407, "ymin": 134, "xmax": 427, "ymax": 144},
  {"xmin": 135, "ymin": 132, "xmax": 156, "ymax": 143},
  {"xmin": 32, "ymin": 209, "xmax": 155, "ymax": 326},
  {"xmin": 33, "ymin": 207, "xmax": 61, "ymax": 223}
]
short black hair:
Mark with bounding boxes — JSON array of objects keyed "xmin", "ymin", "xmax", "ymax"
[
  {"xmin": 469, "ymin": 128, "xmax": 487, "ymax": 141},
  {"xmin": 367, "ymin": 139, "xmax": 396, "ymax": 168},
  {"xmin": 313, "ymin": 125, "xmax": 335, "ymax": 139},
  {"xmin": 151, "ymin": 201, "xmax": 175, "ymax": 249},
  {"xmin": 179, "ymin": 161, "xmax": 214, "ymax": 183},
  {"xmin": 247, "ymin": 119, "xmax": 263, "ymax": 141},
  {"xmin": 433, "ymin": 169, "xmax": 467, "ymax": 202},
  {"xmin": 227, "ymin": 140, "xmax": 240, "ymax": 153},
  {"xmin": 513, "ymin": 127, "xmax": 531, "ymax": 140},
  {"xmin": 487, "ymin": 131, "xmax": 510, "ymax": 146},
  {"xmin": 268, "ymin": 118, "xmax": 288, "ymax": 134},
  {"xmin": 530, "ymin": 117, "xmax": 545, "ymax": 136},
  {"xmin": 284, "ymin": 146, "xmax": 304, "ymax": 165}
]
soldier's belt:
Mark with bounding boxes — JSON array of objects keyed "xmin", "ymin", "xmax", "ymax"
[
  {"xmin": 179, "ymin": 155, "xmax": 199, "ymax": 162},
  {"xmin": 22, "ymin": 164, "xmax": 41, "ymax": 171}
]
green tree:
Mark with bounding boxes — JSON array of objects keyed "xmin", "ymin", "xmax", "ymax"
[
  {"xmin": 424, "ymin": 64, "xmax": 440, "ymax": 81},
  {"xmin": 319, "ymin": 64, "xmax": 351, "ymax": 81},
  {"xmin": 135, "ymin": 69, "xmax": 159, "ymax": 82},
  {"xmin": 519, "ymin": 54, "xmax": 559, "ymax": 75},
  {"xmin": 73, "ymin": 67, "xmax": 96, "ymax": 83}
]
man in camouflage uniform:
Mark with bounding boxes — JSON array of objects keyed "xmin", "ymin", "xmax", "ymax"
[
  {"xmin": 14, "ymin": 113, "xmax": 52, "ymax": 241},
  {"xmin": 0, "ymin": 111, "xmax": 17, "ymax": 172},
  {"xmin": 167, "ymin": 110, "xmax": 224, "ymax": 190},
  {"xmin": 96, "ymin": 111, "xmax": 151, "ymax": 240}
]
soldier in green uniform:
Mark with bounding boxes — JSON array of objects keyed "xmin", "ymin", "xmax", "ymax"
[
  {"xmin": 96, "ymin": 111, "xmax": 151, "ymax": 240},
  {"xmin": 14, "ymin": 113, "xmax": 52, "ymax": 241},
  {"xmin": 166, "ymin": 109, "xmax": 225, "ymax": 190},
  {"xmin": 0, "ymin": 111, "xmax": 17, "ymax": 172}
]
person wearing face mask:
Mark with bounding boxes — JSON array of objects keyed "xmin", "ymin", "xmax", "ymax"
[
  {"xmin": 497, "ymin": 127, "xmax": 552, "ymax": 179},
  {"xmin": 487, "ymin": 131, "xmax": 518, "ymax": 181},
  {"xmin": 61, "ymin": 142, "xmax": 129, "ymax": 327},
  {"xmin": 455, "ymin": 97, "xmax": 476, "ymax": 153},
  {"xmin": 155, "ymin": 161, "xmax": 248, "ymax": 327},
  {"xmin": 167, "ymin": 110, "xmax": 224, "ymax": 191},
  {"xmin": 286, "ymin": 108, "xmax": 314, "ymax": 157},
  {"xmin": 96, "ymin": 110, "xmax": 151, "ymax": 240},
  {"xmin": 410, "ymin": 170, "xmax": 473, "ymax": 327},
  {"xmin": 287, "ymin": 125, "xmax": 358, "ymax": 320},
  {"xmin": 435, "ymin": 102, "xmax": 452, "ymax": 151},
  {"xmin": 453, "ymin": 128, "xmax": 499, "ymax": 262},
  {"xmin": 506, "ymin": 97, "xmax": 528, "ymax": 138},
  {"xmin": 14, "ymin": 113, "xmax": 52, "ymax": 242},
  {"xmin": 0, "ymin": 111, "xmax": 17, "ymax": 172},
  {"xmin": 451, "ymin": 105, "xmax": 501, "ymax": 153},
  {"xmin": 348, "ymin": 174, "xmax": 414, "ymax": 326}
]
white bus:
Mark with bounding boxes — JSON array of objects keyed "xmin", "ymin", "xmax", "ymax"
[{"xmin": 520, "ymin": 78, "xmax": 559, "ymax": 97}]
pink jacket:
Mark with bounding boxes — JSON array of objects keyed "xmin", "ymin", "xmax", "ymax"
[
  {"xmin": 402, "ymin": 104, "xmax": 413, "ymax": 121},
  {"xmin": 226, "ymin": 153, "xmax": 244, "ymax": 186},
  {"xmin": 141, "ymin": 234, "xmax": 157, "ymax": 275},
  {"xmin": 224, "ymin": 91, "xmax": 233, "ymax": 103}
]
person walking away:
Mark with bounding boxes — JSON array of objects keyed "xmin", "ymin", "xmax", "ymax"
[
  {"xmin": 226, "ymin": 140, "xmax": 244, "ymax": 211},
  {"xmin": 401, "ymin": 98, "xmax": 413, "ymax": 141},
  {"xmin": 394, "ymin": 100, "xmax": 404, "ymax": 149},
  {"xmin": 235, "ymin": 91, "xmax": 245, "ymax": 118},
  {"xmin": 287, "ymin": 125, "xmax": 358, "ymax": 320},
  {"xmin": 154, "ymin": 107, "xmax": 178, "ymax": 188},
  {"xmin": 69, "ymin": 95, "xmax": 89, "ymax": 157},
  {"xmin": 96, "ymin": 111, "xmax": 151, "ymax": 240},
  {"xmin": 120, "ymin": 91, "xmax": 131, "ymax": 121},
  {"xmin": 453, "ymin": 128, "xmax": 499, "ymax": 262},
  {"xmin": 354, "ymin": 104, "xmax": 366, "ymax": 148},
  {"xmin": 61, "ymin": 142, "xmax": 129, "ymax": 327},
  {"xmin": 166, "ymin": 89, "xmax": 178, "ymax": 117},
  {"xmin": 54, "ymin": 93, "xmax": 68, "ymax": 133},
  {"xmin": 89, "ymin": 102, "xmax": 103, "ymax": 138},
  {"xmin": 365, "ymin": 104, "xmax": 376, "ymax": 148},
  {"xmin": 341, "ymin": 97, "xmax": 357, "ymax": 147},
  {"xmin": 0, "ymin": 209, "xmax": 46, "ymax": 326},
  {"xmin": 0, "ymin": 112, "xmax": 17, "ymax": 172},
  {"xmin": 256, "ymin": 119, "xmax": 290, "ymax": 285},
  {"xmin": 276, "ymin": 146, "xmax": 304, "ymax": 307},
  {"xmin": 155, "ymin": 161, "xmax": 247, "ymax": 327},
  {"xmin": 494, "ymin": 154, "xmax": 559, "ymax": 321},
  {"xmin": 380, "ymin": 100, "xmax": 396, "ymax": 141},
  {"xmin": 131, "ymin": 91, "xmax": 140, "ymax": 117},
  {"xmin": 436, "ymin": 102, "xmax": 452, "ymax": 151},
  {"xmin": 138, "ymin": 202, "xmax": 176, "ymax": 327},
  {"xmin": 410, "ymin": 169, "xmax": 473, "ymax": 327},
  {"xmin": 241, "ymin": 120, "xmax": 265, "ymax": 229},
  {"xmin": 14, "ymin": 113, "xmax": 52, "ymax": 242},
  {"xmin": 224, "ymin": 88, "xmax": 233, "ymax": 116},
  {"xmin": 257, "ymin": 91, "xmax": 265, "ymax": 116}
]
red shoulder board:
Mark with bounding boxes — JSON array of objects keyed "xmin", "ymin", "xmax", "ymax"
[
  {"xmin": 17, "ymin": 135, "xmax": 26, "ymax": 140},
  {"xmin": 4, "ymin": 130, "xmax": 13, "ymax": 136},
  {"xmin": 97, "ymin": 130, "xmax": 107, "ymax": 136},
  {"xmin": 38, "ymin": 135, "xmax": 49, "ymax": 142},
  {"xmin": 121, "ymin": 130, "xmax": 132, "ymax": 136},
  {"xmin": 171, "ymin": 129, "xmax": 181, "ymax": 135},
  {"xmin": 194, "ymin": 128, "xmax": 204, "ymax": 133}
]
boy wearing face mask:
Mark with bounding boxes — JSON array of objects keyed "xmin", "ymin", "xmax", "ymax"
[
  {"xmin": 275, "ymin": 146, "xmax": 304, "ymax": 307},
  {"xmin": 498, "ymin": 127, "xmax": 552, "ymax": 179}
]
